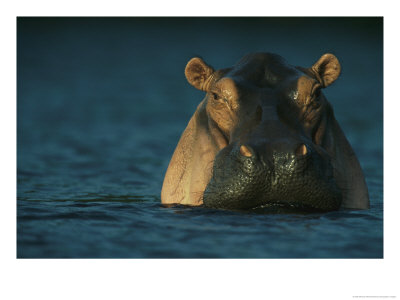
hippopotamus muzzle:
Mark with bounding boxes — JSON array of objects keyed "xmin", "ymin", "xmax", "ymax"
[
  {"xmin": 203, "ymin": 141, "xmax": 342, "ymax": 211},
  {"xmin": 161, "ymin": 52, "xmax": 369, "ymax": 211}
]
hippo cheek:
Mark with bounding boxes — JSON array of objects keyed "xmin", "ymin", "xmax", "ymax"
[{"xmin": 203, "ymin": 146, "xmax": 342, "ymax": 211}]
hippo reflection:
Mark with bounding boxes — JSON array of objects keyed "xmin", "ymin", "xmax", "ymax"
[{"xmin": 161, "ymin": 53, "xmax": 369, "ymax": 211}]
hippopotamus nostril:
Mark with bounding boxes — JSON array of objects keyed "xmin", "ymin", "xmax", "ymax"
[
  {"xmin": 239, "ymin": 144, "xmax": 253, "ymax": 157},
  {"xmin": 295, "ymin": 144, "xmax": 308, "ymax": 156}
]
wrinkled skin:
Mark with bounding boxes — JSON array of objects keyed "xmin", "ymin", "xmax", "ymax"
[{"xmin": 161, "ymin": 53, "xmax": 369, "ymax": 211}]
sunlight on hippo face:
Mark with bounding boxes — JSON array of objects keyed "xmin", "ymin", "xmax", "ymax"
[{"xmin": 161, "ymin": 52, "xmax": 369, "ymax": 212}]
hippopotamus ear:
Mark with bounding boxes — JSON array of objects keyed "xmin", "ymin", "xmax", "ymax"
[
  {"xmin": 310, "ymin": 54, "xmax": 341, "ymax": 88},
  {"xmin": 185, "ymin": 57, "xmax": 215, "ymax": 91}
]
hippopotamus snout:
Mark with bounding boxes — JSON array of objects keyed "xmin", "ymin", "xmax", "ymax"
[{"xmin": 203, "ymin": 139, "xmax": 342, "ymax": 211}]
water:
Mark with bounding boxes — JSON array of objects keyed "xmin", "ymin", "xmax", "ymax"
[{"xmin": 17, "ymin": 17, "xmax": 383, "ymax": 258}]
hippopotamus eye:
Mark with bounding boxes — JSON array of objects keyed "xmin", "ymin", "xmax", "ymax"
[
  {"xmin": 211, "ymin": 92, "xmax": 228, "ymax": 104},
  {"xmin": 212, "ymin": 92, "xmax": 220, "ymax": 100}
]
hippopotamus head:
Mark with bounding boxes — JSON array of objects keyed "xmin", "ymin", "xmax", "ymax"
[{"xmin": 161, "ymin": 53, "xmax": 369, "ymax": 211}]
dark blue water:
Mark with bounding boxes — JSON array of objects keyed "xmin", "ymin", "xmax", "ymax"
[{"xmin": 17, "ymin": 17, "xmax": 383, "ymax": 258}]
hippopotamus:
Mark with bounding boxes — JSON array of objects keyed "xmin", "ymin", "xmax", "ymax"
[{"xmin": 161, "ymin": 52, "xmax": 369, "ymax": 211}]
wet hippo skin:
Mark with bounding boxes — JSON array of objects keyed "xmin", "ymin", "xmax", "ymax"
[{"xmin": 161, "ymin": 53, "xmax": 369, "ymax": 211}]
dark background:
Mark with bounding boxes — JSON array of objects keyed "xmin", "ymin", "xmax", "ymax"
[{"xmin": 17, "ymin": 17, "xmax": 383, "ymax": 258}]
